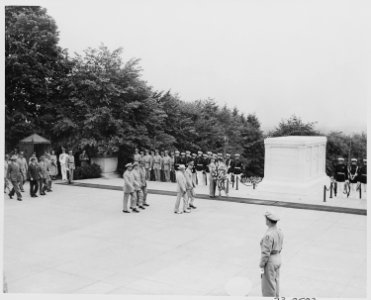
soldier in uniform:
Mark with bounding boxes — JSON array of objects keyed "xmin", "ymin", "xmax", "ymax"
[
  {"xmin": 28, "ymin": 157, "xmax": 40, "ymax": 197},
  {"xmin": 225, "ymin": 153, "xmax": 233, "ymax": 185},
  {"xmin": 195, "ymin": 151, "xmax": 205, "ymax": 186},
  {"xmin": 185, "ymin": 161, "xmax": 196, "ymax": 211},
  {"xmin": 259, "ymin": 212, "xmax": 283, "ymax": 297},
  {"xmin": 17, "ymin": 151, "xmax": 28, "ymax": 192},
  {"xmin": 142, "ymin": 150, "xmax": 152, "ymax": 180},
  {"xmin": 203, "ymin": 153, "xmax": 209, "ymax": 186},
  {"xmin": 139, "ymin": 160, "xmax": 149, "ymax": 206},
  {"xmin": 358, "ymin": 158, "xmax": 367, "ymax": 199},
  {"xmin": 132, "ymin": 162, "xmax": 145, "ymax": 210},
  {"xmin": 133, "ymin": 148, "xmax": 141, "ymax": 164},
  {"xmin": 170, "ymin": 151, "xmax": 176, "ymax": 182},
  {"xmin": 179, "ymin": 151, "xmax": 187, "ymax": 166},
  {"xmin": 174, "ymin": 165, "xmax": 188, "ymax": 214},
  {"xmin": 152, "ymin": 150, "xmax": 162, "ymax": 181},
  {"xmin": 208, "ymin": 157, "xmax": 217, "ymax": 198},
  {"xmin": 7, "ymin": 155, "xmax": 23, "ymax": 201},
  {"xmin": 231, "ymin": 154, "xmax": 243, "ymax": 190},
  {"xmin": 191, "ymin": 153, "xmax": 198, "ymax": 183},
  {"xmin": 217, "ymin": 153, "xmax": 224, "ymax": 162},
  {"xmin": 162, "ymin": 150, "xmax": 172, "ymax": 182},
  {"xmin": 348, "ymin": 158, "xmax": 359, "ymax": 195},
  {"xmin": 333, "ymin": 157, "xmax": 348, "ymax": 197},
  {"xmin": 184, "ymin": 151, "xmax": 192, "ymax": 168},
  {"xmin": 122, "ymin": 163, "xmax": 139, "ymax": 213}
]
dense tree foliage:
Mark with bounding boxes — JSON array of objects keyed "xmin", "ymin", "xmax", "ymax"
[{"xmin": 5, "ymin": 6, "xmax": 366, "ymax": 178}]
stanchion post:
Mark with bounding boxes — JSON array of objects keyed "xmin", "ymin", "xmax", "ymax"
[
  {"xmin": 359, "ymin": 183, "xmax": 362, "ymax": 199},
  {"xmin": 236, "ymin": 176, "xmax": 239, "ymax": 190},
  {"xmin": 329, "ymin": 182, "xmax": 333, "ymax": 198},
  {"xmin": 323, "ymin": 185, "xmax": 327, "ymax": 202}
]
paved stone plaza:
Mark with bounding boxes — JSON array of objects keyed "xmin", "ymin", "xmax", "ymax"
[{"xmin": 3, "ymin": 180, "xmax": 367, "ymax": 297}]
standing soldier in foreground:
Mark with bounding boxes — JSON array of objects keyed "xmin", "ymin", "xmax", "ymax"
[
  {"xmin": 122, "ymin": 163, "xmax": 138, "ymax": 213},
  {"xmin": 333, "ymin": 157, "xmax": 348, "ymax": 197},
  {"xmin": 358, "ymin": 158, "xmax": 367, "ymax": 199},
  {"xmin": 174, "ymin": 165, "xmax": 188, "ymax": 214},
  {"xmin": 259, "ymin": 212, "xmax": 283, "ymax": 297}
]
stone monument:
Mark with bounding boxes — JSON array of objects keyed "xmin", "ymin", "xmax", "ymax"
[{"xmin": 256, "ymin": 136, "xmax": 330, "ymax": 201}]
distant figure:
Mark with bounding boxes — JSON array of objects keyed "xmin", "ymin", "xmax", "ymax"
[
  {"xmin": 28, "ymin": 157, "xmax": 40, "ymax": 197},
  {"xmin": 66, "ymin": 150, "xmax": 75, "ymax": 184},
  {"xmin": 17, "ymin": 151, "xmax": 28, "ymax": 192},
  {"xmin": 162, "ymin": 150, "xmax": 171, "ymax": 182},
  {"xmin": 79, "ymin": 150, "xmax": 89, "ymax": 167},
  {"xmin": 49, "ymin": 150, "xmax": 59, "ymax": 179},
  {"xmin": 260, "ymin": 212, "xmax": 283, "ymax": 297},
  {"xmin": 185, "ymin": 161, "xmax": 196, "ymax": 210},
  {"xmin": 333, "ymin": 157, "xmax": 348, "ymax": 197},
  {"xmin": 133, "ymin": 148, "xmax": 141, "ymax": 164},
  {"xmin": 4, "ymin": 154, "xmax": 10, "ymax": 193},
  {"xmin": 132, "ymin": 162, "xmax": 145, "ymax": 210},
  {"xmin": 38, "ymin": 155, "xmax": 49, "ymax": 195},
  {"xmin": 7, "ymin": 155, "xmax": 22, "ymax": 201},
  {"xmin": 139, "ymin": 160, "xmax": 149, "ymax": 207},
  {"xmin": 142, "ymin": 150, "xmax": 152, "ymax": 180},
  {"xmin": 208, "ymin": 157, "xmax": 217, "ymax": 198},
  {"xmin": 152, "ymin": 150, "xmax": 162, "ymax": 181},
  {"xmin": 358, "ymin": 158, "xmax": 367, "ymax": 199},
  {"xmin": 231, "ymin": 153, "xmax": 243, "ymax": 190},
  {"xmin": 59, "ymin": 148, "xmax": 68, "ymax": 181}
]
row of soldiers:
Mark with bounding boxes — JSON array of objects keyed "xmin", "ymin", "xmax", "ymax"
[
  {"xmin": 133, "ymin": 149, "xmax": 244, "ymax": 189},
  {"xmin": 332, "ymin": 157, "xmax": 367, "ymax": 198}
]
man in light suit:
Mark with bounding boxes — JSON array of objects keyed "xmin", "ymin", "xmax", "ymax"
[
  {"xmin": 174, "ymin": 165, "xmax": 188, "ymax": 214},
  {"xmin": 7, "ymin": 155, "xmax": 23, "ymax": 201},
  {"xmin": 162, "ymin": 150, "xmax": 172, "ymax": 182},
  {"xmin": 132, "ymin": 162, "xmax": 145, "ymax": 210},
  {"xmin": 185, "ymin": 160, "xmax": 196, "ymax": 210},
  {"xmin": 17, "ymin": 151, "xmax": 28, "ymax": 192},
  {"xmin": 59, "ymin": 148, "xmax": 68, "ymax": 181},
  {"xmin": 122, "ymin": 163, "xmax": 139, "ymax": 213},
  {"xmin": 152, "ymin": 150, "xmax": 162, "ymax": 181}
]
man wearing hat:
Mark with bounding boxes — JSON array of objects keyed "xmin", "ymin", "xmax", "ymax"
[
  {"xmin": 7, "ymin": 155, "xmax": 23, "ymax": 201},
  {"xmin": 185, "ymin": 161, "xmax": 196, "ymax": 210},
  {"xmin": 348, "ymin": 158, "xmax": 359, "ymax": 195},
  {"xmin": 195, "ymin": 151, "xmax": 205, "ymax": 186},
  {"xmin": 162, "ymin": 150, "xmax": 172, "ymax": 182},
  {"xmin": 358, "ymin": 158, "xmax": 367, "ymax": 199},
  {"xmin": 230, "ymin": 154, "xmax": 243, "ymax": 190},
  {"xmin": 152, "ymin": 150, "xmax": 162, "ymax": 181},
  {"xmin": 132, "ymin": 162, "xmax": 145, "ymax": 210},
  {"xmin": 173, "ymin": 150, "xmax": 182, "ymax": 174},
  {"xmin": 184, "ymin": 151, "xmax": 192, "ymax": 168},
  {"xmin": 259, "ymin": 211, "xmax": 284, "ymax": 297},
  {"xmin": 122, "ymin": 163, "xmax": 139, "ymax": 213},
  {"xmin": 332, "ymin": 157, "xmax": 348, "ymax": 197},
  {"xmin": 17, "ymin": 151, "xmax": 28, "ymax": 192},
  {"xmin": 28, "ymin": 157, "xmax": 40, "ymax": 197},
  {"xmin": 138, "ymin": 160, "xmax": 150, "ymax": 206},
  {"xmin": 174, "ymin": 164, "xmax": 189, "ymax": 214},
  {"xmin": 142, "ymin": 150, "xmax": 152, "ymax": 180}
]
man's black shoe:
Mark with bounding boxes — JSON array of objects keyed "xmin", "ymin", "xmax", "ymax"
[
  {"xmin": 17, "ymin": 198, "xmax": 22, "ymax": 201},
  {"xmin": 122, "ymin": 210, "xmax": 130, "ymax": 213},
  {"xmin": 190, "ymin": 204, "xmax": 197, "ymax": 209},
  {"xmin": 139, "ymin": 206, "xmax": 145, "ymax": 209},
  {"xmin": 143, "ymin": 203, "xmax": 150, "ymax": 206},
  {"xmin": 8, "ymin": 194, "xmax": 13, "ymax": 199},
  {"xmin": 132, "ymin": 208, "xmax": 140, "ymax": 213}
]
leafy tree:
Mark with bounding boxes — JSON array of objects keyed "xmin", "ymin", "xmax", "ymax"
[
  {"xmin": 5, "ymin": 6, "xmax": 70, "ymax": 150},
  {"xmin": 269, "ymin": 115, "xmax": 319, "ymax": 137}
]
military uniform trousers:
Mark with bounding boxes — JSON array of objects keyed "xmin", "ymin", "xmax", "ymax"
[
  {"xmin": 9, "ymin": 180, "xmax": 22, "ymax": 199},
  {"xmin": 145, "ymin": 168, "xmax": 151, "ymax": 180},
  {"xmin": 196, "ymin": 171, "xmax": 206, "ymax": 186},
  {"xmin": 135, "ymin": 189, "xmax": 144, "ymax": 207},
  {"xmin": 335, "ymin": 181, "xmax": 347, "ymax": 197},
  {"xmin": 153, "ymin": 167, "xmax": 161, "ymax": 181},
  {"xmin": 123, "ymin": 192, "xmax": 137, "ymax": 211},
  {"xmin": 261, "ymin": 253, "xmax": 281, "ymax": 297},
  {"xmin": 141, "ymin": 186, "xmax": 148, "ymax": 204},
  {"xmin": 208, "ymin": 176, "xmax": 217, "ymax": 197},
  {"xmin": 174, "ymin": 191, "xmax": 189, "ymax": 212},
  {"xmin": 163, "ymin": 168, "xmax": 171, "ymax": 182}
]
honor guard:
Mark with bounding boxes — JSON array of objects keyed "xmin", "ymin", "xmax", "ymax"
[
  {"xmin": 333, "ymin": 157, "xmax": 348, "ymax": 197},
  {"xmin": 358, "ymin": 158, "xmax": 367, "ymax": 199},
  {"xmin": 142, "ymin": 150, "xmax": 152, "ymax": 180},
  {"xmin": 217, "ymin": 153, "xmax": 223, "ymax": 161},
  {"xmin": 231, "ymin": 154, "xmax": 243, "ymax": 190},
  {"xmin": 225, "ymin": 153, "xmax": 233, "ymax": 184},
  {"xmin": 133, "ymin": 148, "xmax": 141, "ymax": 164},
  {"xmin": 195, "ymin": 151, "xmax": 205, "ymax": 186},
  {"xmin": 203, "ymin": 153, "xmax": 210, "ymax": 186},
  {"xmin": 348, "ymin": 158, "xmax": 359, "ymax": 194},
  {"xmin": 191, "ymin": 153, "xmax": 198, "ymax": 183},
  {"xmin": 173, "ymin": 150, "xmax": 182, "ymax": 178},
  {"xmin": 260, "ymin": 212, "xmax": 283, "ymax": 297},
  {"xmin": 162, "ymin": 150, "xmax": 172, "ymax": 182},
  {"xmin": 185, "ymin": 150, "xmax": 192, "ymax": 168},
  {"xmin": 180, "ymin": 152, "xmax": 187, "ymax": 166},
  {"xmin": 170, "ymin": 151, "xmax": 176, "ymax": 182},
  {"xmin": 152, "ymin": 150, "xmax": 162, "ymax": 181}
]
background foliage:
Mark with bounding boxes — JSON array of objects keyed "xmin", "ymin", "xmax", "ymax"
[{"xmin": 5, "ymin": 6, "xmax": 366, "ymax": 178}]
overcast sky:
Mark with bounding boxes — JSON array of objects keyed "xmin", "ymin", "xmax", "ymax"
[{"xmin": 5, "ymin": 0, "xmax": 370, "ymax": 133}]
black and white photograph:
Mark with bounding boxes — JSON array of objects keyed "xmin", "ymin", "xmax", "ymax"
[{"xmin": 2, "ymin": 0, "xmax": 369, "ymax": 298}]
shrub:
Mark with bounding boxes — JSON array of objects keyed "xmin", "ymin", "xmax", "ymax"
[{"xmin": 74, "ymin": 163, "xmax": 102, "ymax": 180}]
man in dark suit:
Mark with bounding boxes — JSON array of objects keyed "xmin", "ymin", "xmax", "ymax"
[{"xmin": 28, "ymin": 157, "xmax": 40, "ymax": 197}]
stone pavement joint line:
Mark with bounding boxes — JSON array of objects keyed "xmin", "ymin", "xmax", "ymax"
[{"xmin": 56, "ymin": 182, "xmax": 367, "ymax": 216}]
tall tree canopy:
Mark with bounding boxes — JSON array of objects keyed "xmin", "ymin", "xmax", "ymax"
[{"xmin": 5, "ymin": 6, "xmax": 71, "ymax": 148}]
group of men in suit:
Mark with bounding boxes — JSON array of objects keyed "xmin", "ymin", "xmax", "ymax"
[{"xmin": 332, "ymin": 157, "xmax": 367, "ymax": 199}]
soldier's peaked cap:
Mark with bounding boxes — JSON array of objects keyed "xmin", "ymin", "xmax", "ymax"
[
  {"xmin": 217, "ymin": 153, "xmax": 223, "ymax": 156},
  {"xmin": 363, "ymin": 158, "xmax": 367, "ymax": 162},
  {"xmin": 337, "ymin": 157, "xmax": 344, "ymax": 161},
  {"xmin": 11, "ymin": 155, "xmax": 17, "ymax": 160},
  {"xmin": 351, "ymin": 158, "xmax": 357, "ymax": 162},
  {"xmin": 132, "ymin": 162, "xmax": 138, "ymax": 166},
  {"xmin": 264, "ymin": 211, "xmax": 280, "ymax": 222},
  {"xmin": 235, "ymin": 153, "xmax": 240, "ymax": 156},
  {"xmin": 125, "ymin": 163, "xmax": 133, "ymax": 168},
  {"xmin": 178, "ymin": 164, "xmax": 186, "ymax": 170}
]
